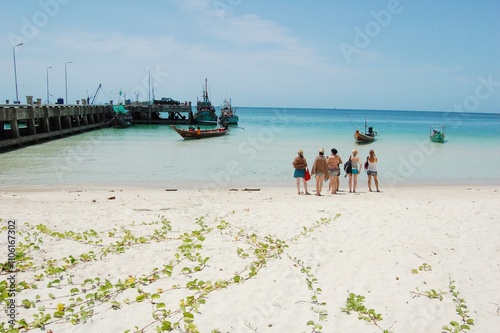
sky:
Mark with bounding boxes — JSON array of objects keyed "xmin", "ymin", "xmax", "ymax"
[{"xmin": 0, "ymin": 0, "xmax": 499, "ymax": 113}]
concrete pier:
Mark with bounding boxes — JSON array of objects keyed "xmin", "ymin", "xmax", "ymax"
[
  {"xmin": 0, "ymin": 102, "xmax": 196, "ymax": 151},
  {"xmin": 0, "ymin": 104, "xmax": 112, "ymax": 150},
  {"xmin": 127, "ymin": 103, "xmax": 193, "ymax": 125}
]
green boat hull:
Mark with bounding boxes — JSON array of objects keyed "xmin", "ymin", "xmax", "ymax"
[{"xmin": 430, "ymin": 133, "xmax": 445, "ymax": 143}]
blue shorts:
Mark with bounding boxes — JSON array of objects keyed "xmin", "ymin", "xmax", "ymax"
[
  {"xmin": 352, "ymin": 168, "xmax": 359, "ymax": 175},
  {"xmin": 294, "ymin": 169, "xmax": 305, "ymax": 178}
]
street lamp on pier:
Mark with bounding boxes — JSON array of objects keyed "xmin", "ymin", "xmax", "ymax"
[
  {"xmin": 65, "ymin": 61, "xmax": 73, "ymax": 104},
  {"xmin": 46, "ymin": 66, "xmax": 52, "ymax": 104},
  {"xmin": 13, "ymin": 43, "xmax": 23, "ymax": 104}
]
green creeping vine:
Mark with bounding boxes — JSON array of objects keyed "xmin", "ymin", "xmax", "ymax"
[
  {"xmin": 1, "ymin": 216, "xmax": 475, "ymax": 333},
  {"xmin": 341, "ymin": 293, "xmax": 393, "ymax": 333},
  {"xmin": 1, "ymin": 215, "xmax": 332, "ymax": 333},
  {"xmin": 288, "ymin": 256, "xmax": 328, "ymax": 333},
  {"xmin": 441, "ymin": 277, "xmax": 474, "ymax": 333},
  {"xmin": 411, "ymin": 262, "xmax": 432, "ymax": 274},
  {"xmin": 342, "ymin": 266, "xmax": 475, "ymax": 333}
]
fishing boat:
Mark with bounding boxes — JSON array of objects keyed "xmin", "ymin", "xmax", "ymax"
[
  {"xmin": 430, "ymin": 126, "xmax": 446, "ymax": 143},
  {"xmin": 170, "ymin": 125, "xmax": 228, "ymax": 140},
  {"xmin": 193, "ymin": 78, "xmax": 218, "ymax": 124},
  {"xmin": 218, "ymin": 98, "xmax": 239, "ymax": 125},
  {"xmin": 354, "ymin": 119, "xmax": 377, "ymax": 143},
  {"xmin": 112, "ymin": 105, "xmax": 132, "ymax": 128}
]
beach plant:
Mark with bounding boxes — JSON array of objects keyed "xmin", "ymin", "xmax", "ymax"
[
  {"xmin": 0, "ymin": 216, "xmax": 203, "ymax": 331},
  {"xmin": 341, "ymin": 293, "xmax": 394, "ymax": 333},
  {"xmin": 441, "ymin": 277, "xmax": 474, "ymax": 333},
  {"xmin": 411, "ymin": 262, "xmax": 432, "ymax": 274},
  {"xmin": 0, "ymin": 214, "xmax": 330, "ymax": 332},
  {"xmin": 410, "ymin": 287, "xmax": 446, "ymax": 301},
  {"xmin": 288, "ymin": 256, "xmax": 328, "ymax": 332},
  {"xmin": 1, "ymin": 213, "xmax": 477, "ymax": 333}
]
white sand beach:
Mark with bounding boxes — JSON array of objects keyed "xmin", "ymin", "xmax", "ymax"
[{"xmin": 1, "ymin": 184, "xmax": 499, "ymax": 333}]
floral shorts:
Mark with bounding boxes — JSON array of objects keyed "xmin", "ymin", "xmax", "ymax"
[{"xmin": 329, "ymin": 168, "xmax": 340, "ymax": 176}]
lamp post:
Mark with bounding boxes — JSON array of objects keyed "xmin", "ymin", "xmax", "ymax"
[
  {"xmin": 13, "ymin": 42, "xmax": 23, "ymax": 103},
  {"xmin": 46, "ymin": 66, "xmax": 52, "ymax": 104},
  {"xmin": 65, "ymin": 61, "xmax": 72, "ymax": 104}
]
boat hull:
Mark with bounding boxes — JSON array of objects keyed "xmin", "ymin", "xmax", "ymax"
[
  {"xmin": 354, "ymin": 131, "xmax": 375, "ymax": 143},
  {"xmin": 193, "ymin": 111, "xmax": 218, "ymax": 123},
  {"xmin": 170, "ymin": 125, "xmax": 228, "ymax": 140},
  {"xmin": 430, "ymin": 133, "xmax": 445, "ymax": 143},
  {"xmin": 219, "ymin": 114, "xmax": 239, "ymax": 125},
  {"xmin": 113, "ymin": 114, "xmax": 133, "ymax": 128},
  {"xmin": 430, "ymin": 126, "xmax": 446, "ymax": 143}
]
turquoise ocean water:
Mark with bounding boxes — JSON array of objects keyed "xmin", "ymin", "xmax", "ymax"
[{"xmin": 1, "ymin": 108, "xmax": 499, "ymax": 189}]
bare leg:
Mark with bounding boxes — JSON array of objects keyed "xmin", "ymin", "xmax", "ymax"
[
  {"xmin": 374, "ymin": 174, "xmax": 379, "ymax": 191},
  {"xmin": 303, "ymin": 179, "xmax": 310, "ymax": 194},
  {"xmin": 367, "ymin": 174, "xmax": 372, "ymax": 191},
  {"xmin": 296, "ymin": 177, "xmax": 301, "ymax": 194},
  {"xmin": 353, "ymin": 173, "xmax": 358, "ymax": 192},
  {"xmin": 316, "ymin": 174, "xmax": 324, "ymax": 195},
  {"xmin": 348, "ymin": 174, "xmax": 353, "ymax": 192},
  {"xmin": 333, "ymin": 175, "xmax": 339, "ymax": 193}
]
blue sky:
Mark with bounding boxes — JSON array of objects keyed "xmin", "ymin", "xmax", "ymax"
[{"xmin": 1, "ymin": 0, "xmax": 499, "ymax": 112}]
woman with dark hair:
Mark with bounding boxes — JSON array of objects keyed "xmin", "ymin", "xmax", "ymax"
[{"xmin": 327, "ymin": 148, "xmax": 342, "ymax": 194}]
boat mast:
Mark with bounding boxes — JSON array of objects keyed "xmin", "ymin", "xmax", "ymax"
[{"xmin": 204, "ymin": 78, "xmax": 209, "ymax": 103}]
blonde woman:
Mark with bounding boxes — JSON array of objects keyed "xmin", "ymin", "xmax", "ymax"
[
  {"xmin": 292, "ymin": 149, "xmax": 310, "ymax": 195},
  {"xmin": 367, "ymin": 149, "xmax": 380, "ymax": 192},
  {"xmin": 349, "ymin": 149, "xmax": 361, "ymax": 193}
]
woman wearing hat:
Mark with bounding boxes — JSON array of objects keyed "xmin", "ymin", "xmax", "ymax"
[
  {"xmin": 311, "ymin": 148, "xmax": 329, "ymax": 196},
  {"xmin": 292, "ymin": 149, "xmax": 310, "ymax": 195}
]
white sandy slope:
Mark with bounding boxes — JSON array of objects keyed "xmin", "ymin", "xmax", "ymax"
[{"xmin": 1, "ymin": 184, "xmax": 499, "ymax": 333}]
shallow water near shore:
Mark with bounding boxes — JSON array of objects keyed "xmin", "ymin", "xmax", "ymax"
[{"xmin": 1, "ymin": 108, "xmax": 499, "ymax": 189}]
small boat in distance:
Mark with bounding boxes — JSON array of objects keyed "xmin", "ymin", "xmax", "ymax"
[
  {"xmin": 354, "ymin": 119, "xmax": 377, "ymax": 143},
  {"xmin": 219, "ymin": 98, "xmax": 239, "ymax": 125},
  {"xmin": 193, "ymin": 78, "xmax": 218, "ymax": 124},
  {"xmin": 170, "ymin": 124, "xmax": 228, "ymax": 140},
  {"xmin": 430, "ymin": 126, "xmax": 446, "ymax": 143}
]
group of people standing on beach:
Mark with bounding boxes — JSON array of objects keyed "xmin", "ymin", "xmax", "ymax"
[{"xmin": 292, "ymin": 148, "xmax": 380, "ymax": 196}]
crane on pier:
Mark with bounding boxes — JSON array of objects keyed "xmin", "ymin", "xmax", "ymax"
[{"xmin": 87, "ymin": 84, "xmax": 102, "ymax": 105}]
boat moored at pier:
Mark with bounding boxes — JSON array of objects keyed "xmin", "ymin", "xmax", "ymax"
[
  {"xmin": 193, "ymin": 78, "xmax": 218, "ymax": 124},
  {"xmin": 218, "ymin": 98, "xmax": 239, "ymax": 125}
]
